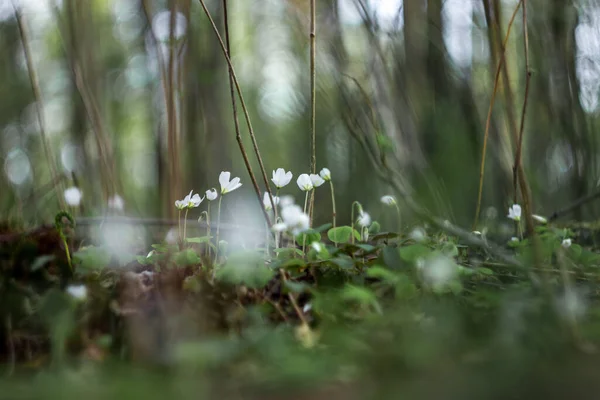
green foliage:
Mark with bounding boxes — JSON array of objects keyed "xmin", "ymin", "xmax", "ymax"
[{"xmin": 327, "ymin": 226, "xmax": 361, "ymax": 243}]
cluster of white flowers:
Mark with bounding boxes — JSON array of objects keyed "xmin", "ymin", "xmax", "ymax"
[
  {"xmin": 272, "ymin": 200, "xmax": 310, "ymax": 236},
  {"xmin": 175, "ymin": 171, "xmax": 242, "ymax": 210}
]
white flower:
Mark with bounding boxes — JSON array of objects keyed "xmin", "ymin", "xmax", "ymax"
[
  {"xmin": 562, "ymin": 238, "xmax": 572, "ymax": 248},
  {"xmin": 147, "ymin": 250, "xmax": 155, "ymax": 258},
  {"xmin": 297, "ymin": 174, "xmax": 314, "ymax": 191},
  {"xmin": 272, "ymin": 223, "xmax": 288, "ymax": 232},
  {"xmin": 310, "ymin": 174, "xmax": 325, "ymax": 187},
  {"xmin": 380, "ymin": 195, "xmax": 396, "ymax": 206},
  {"xmin": 206, "ymin": 188, "xmax": 218, "ymax": 201},
  {"xmin": 532, "ymin": 214, "xmax": 547, "ymax": 224},
  {"xmin": 507, "ymin": 204, "xmax": 521, "ymax": 221},
  {"xmin": 279, "ymin": 195, "xmax": 295, "ymax": 207},
  {"xmin": 263, "ymin": 192, "xmax": 280, "ymax": 211},
  {"xmin": 176, "ymin": 190, "xmax": 203, "ymax": 209},
  {"xmin": 510, "ymin": 236, "xmax": 519, "ymax": 242},
  {"xmin": 275, "ymin": 204, "xmax": 310, "ymax": 235},
  {"xmin": 66, "ymin": 284, "xmax": 87, "ymax": 300},
  {"xmin": 357, "ymin": 211, "xmax": 371, "ymax": 227},
  {"xmin": 422, "ymin": 256, "xmax": 457, "ymax": 290},
  {"xmin": 272, "ymin": 168, "xmax": 293, "ymax": 188},
  {"xmin": 302, "ymin": 303, "xmax": 312, "ymax": 313},
  {"xmin": 473, "ymin": 231, "xmax": 482, "ymax": 236},
  {"xmin": 219, "ymin": 171, "xmax": 242, "ymax": 194},
  {"xmin": 107, "ymin": 194, "xmax": 124, "ymax": 211},
  {"xmin": 410, "ymin": 227, "xmax": 427, "ymax": 242},
  {"xmin": 319, "ymin": 168, "xmax": 331, "ymax": 181},
  {"xmin": 64, "ymin": 187, "xmax": 82, "ymax": 207}
]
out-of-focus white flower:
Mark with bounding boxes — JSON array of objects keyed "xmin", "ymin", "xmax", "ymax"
[
  {"xmin": 357, "ymin": 211, "xmax": 371, "ymax": 227},
  {"xmin": 507, "ymin": 204, "xmax": 521, "ymax": 221},
  {"xmin": 511, "ymin": 236, "xmax": 519, "ymax": 242},
  {"xmin": 319, "ymin": 168, "xmax": 331, "ymax": 181},
  {"xmin": 108, "ymin": 194, "xmax": 124, "ymax": 211},
  {"xmin": 64, "ymin": 187, "xmax": 82, "ymax": 207},
  {"xmin": 310, "ymin": 174, "xmax": 325, "ymax": 187},
  {"xmin": 219, "ymin": 171, "xmax": 242, "ymax": 194},
  {"xmin": 532, "ymin": 214, "xmax": 547, "ymax": 224},
  {"xmin": 381, "ymin": 195, "xmax": 396, "ymax": 206},
  {"xmin": 473, "ymin": 231, "xmax": 482, "ymax": 236},
  {"xmin": 206, "ymin": 188, "xmax": 218, "ymax": 201},
  {"xmin": 147, "ymin": 250, "xmax": 155, "ymax": 258},
  {"xmin": 279, "ymin": 195, "xmax": 295, "ymax": 207},
  {"xmin": 165, "ymin": 228, "xmax": 178, "ymax": 244},
  {"xmin": 410, "ymin": 227, "xmax": 427, "ymax": 242},
  {"xmin": 263, "ymin": 192, "xmax": 280, "ymax": 211},
  {"xmin": 303, "ymin": 303, "xmax": 312, "ymax": 313},
  {"xmin": 562, "ymin": 238, "xmax": 572, "ymax": 248},
  {"xmin": 272, "ymin": 168, "xmax": 293, "ymax": 188},
  {"xmin": 66, "ymin": 284, "xmax": 87, "ymax": 300},
  {"xmin": 297, "ymin": 174, "xmax": 314, "ymax": 191},
  {"xmin": 422, "ymin": 256, "xmax": 457, "ymax": 290},
  {"xmin": 274, "ymin": 204, "xmax": 310, "ymax": 235}
]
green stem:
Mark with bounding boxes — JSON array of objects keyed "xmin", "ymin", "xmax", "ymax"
[
  {"xmin": 54, "ymin": 211, "xmax": 74, "ymax": 273},
  {"xmin": 329, "ymin": 181, "xmax": 336, "ymax": 230},
  {"xmin": 302, "ymin": 191, "xmax": 310, "ymax": 254},
  {"xmin": 178, "ymin": 209, "xmax": 182, "ymax": 242},
  {"xmin": 394, "ymin": 203, "xmax": 401, "ymax": 236},
  {"xmin": 215, "ymin": 196, "xmax": 223, "ymax": 263},
  {"xmin": 206, "ymin": 202, "xmax": 211, "ymax": 258},
  {"xmin": 351, "ymin": 201, "xmax": 361, "ymax": 245},
  {"xmin": 183, "ymin": 208, "xmax": 189, "ymax": 244}
]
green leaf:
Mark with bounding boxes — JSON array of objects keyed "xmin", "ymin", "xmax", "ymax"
[
  {"xmin": 295, "ymin": 230, "xmax": 321, "ymax": 246},
  {"xmin": 328, "ymin": 226, "xmax": 360, "ymax": 244},
  {"xmin": 73, "ymin": 246, "xmax": 112, "ymax": 271},
  {"xmin": 273, "ymin": 248, "xmax": 304, "ymax": 258},
  {"xmin": 186, "ymin": 236, "xmax": 213, "ymax": 244},
  {"xmin": 366, "ymin": 266, "xmax": 399, "ymax": 284},
  {"xmin": 31, "ymin": 255, "xmax": 55, "ymax": 272},
  {"xmin": 340, "ymin": 285, "xmax": 382, "ymax": 313},
  {"xmin": 313, "ymin": 223, "xmax": 333, "ymax": 233},
  {"xmin": 368, "ymin": 221, "xmax": 381, "ymax": 234},
  {"xmin": 216, "ymin": 251, "xmax": 273, "ymax": 288},
  {"xmin": 281, "ymin": 258, "xmax": 307, "ymax": 271},
  {"xmin": 173, "ymin": 249, "xmax": 201, "ymax": 267},
  {"xmin": 441, "ymin": 242, "xmax": 459, "ymax": 258},
  {"xmin": 381, "ymin": 245, "xmax": 403, "ymax": 270},
  {"xmin": 371, "ymin": 232, "xmax": 399, "ymax": 241},
  {"xmin": 283, "ymin": 280, "xmax": 310, "ymax": 294},
  {"xmin": 330, "ymin": 255, "xmax": 355, "ymax": 270},
  {"xmin": 477, "ymin": 267, "xmax": 494, "ymax": 276},
  {"xmin": 399, "ymin": 244, "xmax": 431, "ymax": 263}
]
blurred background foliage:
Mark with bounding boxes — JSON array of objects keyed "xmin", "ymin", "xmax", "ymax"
[{"xmin": 1, "ymin": 0, "xmax": 599, "ymax": 230}]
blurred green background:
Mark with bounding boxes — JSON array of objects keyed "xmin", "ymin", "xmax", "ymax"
[{"xmin": 1, "ymin": 0, "xmax": 598, "ymax": 229}]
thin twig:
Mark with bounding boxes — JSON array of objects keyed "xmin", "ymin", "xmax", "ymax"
[
  {"xmin": 222, "ymin": 0, "xmax": 274, "ymax": 226},
  {"xmin": 196, "ymin": 0, "xmax": 275, "ymax": 227},
  {"xmin": 512, "ymin": 0, "xmax": 534, "ymax": 235},
  {"xmin": 473, "ymin": 0, "xmax": 523, "ymax": 230},
  {"xmin": 309, "ymin": 0, "xmax": 317, "ymax": 224},
  {"xmin": 279, "ymin": 270, "xmax": 309, "ymax": 326},
  {"xmin": 13, "ymin": 2, "xmax": 65, "ymax": 210}
]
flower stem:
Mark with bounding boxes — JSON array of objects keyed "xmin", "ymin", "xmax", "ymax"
[
  {"xmin": 394, "ymin": 203, "xmax": 401, "ymax": 236},
  {"xmin": 183, "ymin": 208, "xmax": 189, "ymax": 244},
  {"xmin": 302, "ymin": 191, "xmax": 310, "ymax": 254},
  {"xmin": 178, "ymin": 209, "xmax": 182, "ymax": 242},
  {"xmin": 206, "ymin": 202, "xmax": 211, "ymax": 258},
  {"xmin": 215, "ymin": 196, "xmax": 223, "ymax": 263},
  {"xmin": 351, "ymin": 201, "xmax": 361, "ymax": 245},
  {"xmin": 303, "ymin": 191, "xmax": 309, "ymax": 215},
  {"xmin": 329, "ymin": 181, "xmax": 336, "ymax": 229}
]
